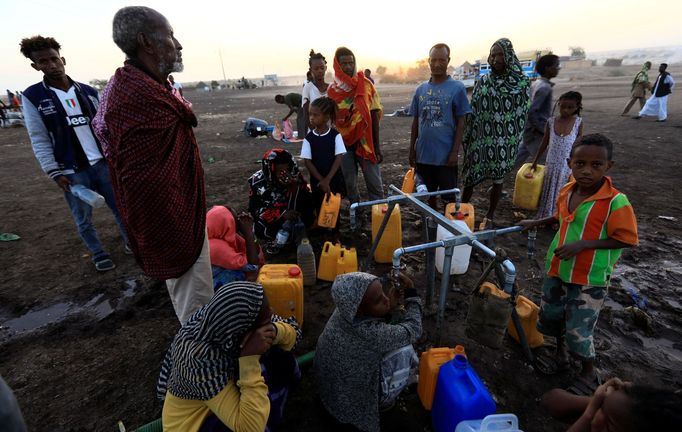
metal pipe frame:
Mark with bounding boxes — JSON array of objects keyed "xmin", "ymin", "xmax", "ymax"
[{"xmin": 351, "ymin": 184, "xmax": 527, "ymax": 343}]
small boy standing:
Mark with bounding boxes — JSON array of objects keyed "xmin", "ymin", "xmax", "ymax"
[{"xmin": 520, "ymin": 133, "xmax": 638, "ymax": 391}]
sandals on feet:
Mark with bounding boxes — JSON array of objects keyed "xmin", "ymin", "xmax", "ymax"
[
  {"xmin": 94, "ymin": 255, "xmax": 116, "ymax": 272},
  {"xmin": 534, "ymin": 347, "xmax": 570, "ymax": 375},
  {"xmin": 566, "ymin": 373, "xmax": 602, "ymax": 396},
  {"xmin": 478, "ymin": 217, "xmax": 494, "ymax": 231}
]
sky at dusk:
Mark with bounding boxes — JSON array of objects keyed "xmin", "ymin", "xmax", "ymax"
[{"xmin": 3, "ymin": 0, "xmax": 680, "ymax": 90}]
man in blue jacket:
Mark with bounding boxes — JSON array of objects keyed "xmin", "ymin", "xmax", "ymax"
[{"xmin": 20, "ymin": 36, "xmax": 128, "ymax": 272}]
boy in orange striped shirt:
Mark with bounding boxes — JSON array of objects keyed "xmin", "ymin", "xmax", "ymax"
[{"xmin": 520, "ymin": 134, "xmax": 638, "ymax": 390}]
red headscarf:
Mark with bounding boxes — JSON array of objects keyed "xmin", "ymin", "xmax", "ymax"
[
  {"xmin": 207, "ymin": 206, "xmax": 248, "ymax": 270},
  {"xmin": 327, "ymin": 57, "xmax": 379, "ymax": 163}
]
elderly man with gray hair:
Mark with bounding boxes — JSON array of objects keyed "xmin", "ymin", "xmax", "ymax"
[{"xmin": 93, "ymin": 6, "xmax": 213, "ymax": 323}]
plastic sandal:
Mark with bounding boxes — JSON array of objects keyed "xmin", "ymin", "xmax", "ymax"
[
  {"xmin": 566, "ymin": 373, "xmax": 602, "ymax": 396},
  {"xmin": 478, "ymin": 217, "xmax": 494, "ymax": 231},
  {"xmin": 94, "ymin": 257, "xmax": 116, "ymax": 272},
  {"xmin": 534, "ymin": 347, "xmax": 570, "ymax": 375}
]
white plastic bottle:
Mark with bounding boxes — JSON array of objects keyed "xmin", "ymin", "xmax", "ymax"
[
  {"xmin": 435, "ymin": 213, "xmax": 472, "ymax": 275},
  {"xmin": 70, "ymin": 184, "xmax": 105, "ymax": 208},
  {"xmin": 455, "ymin": 413, "xmax": 522, "ymax": 432}
]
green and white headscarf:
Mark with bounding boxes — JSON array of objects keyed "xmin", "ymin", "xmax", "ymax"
[{"xmin": 462, "ymin": 38, "xmax": 531, "ymax": 186}]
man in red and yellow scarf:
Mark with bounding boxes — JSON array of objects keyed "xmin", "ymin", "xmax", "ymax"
[{"xmin": 328, "ymin": 47, "xmax": 384, "ymax": 203}]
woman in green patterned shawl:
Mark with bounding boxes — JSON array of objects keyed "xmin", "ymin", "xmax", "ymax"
[{"xmin": 462, "ymin": 38, "xmax": 530, "ymax": 229}]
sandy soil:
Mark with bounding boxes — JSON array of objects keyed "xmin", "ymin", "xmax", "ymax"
[{"xmin": 1, "ymin": 72, "xmax": 681, "ymax": 431}]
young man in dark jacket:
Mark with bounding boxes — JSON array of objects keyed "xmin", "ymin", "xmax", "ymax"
[{"xmin": 20, "ymin": 36, "xmax": 128, "ymax": 272}]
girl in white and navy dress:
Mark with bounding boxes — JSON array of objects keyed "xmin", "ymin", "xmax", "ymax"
[{"xmin": 300, "ymin": 97, "xmax": 346, "ymax": 229}]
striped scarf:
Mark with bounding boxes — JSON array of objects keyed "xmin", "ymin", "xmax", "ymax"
[
  {"xmin": 327, "ymin": 58, "xmax": 379, "ymax": 163},
  {"xmin": 157, "ymin": 281, "xmax": 301, "ymax": 401}
]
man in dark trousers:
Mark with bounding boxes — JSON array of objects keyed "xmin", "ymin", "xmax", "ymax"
[{"xmin": 20, "ymin": 35, "xmax": 128, "ymax": 272}]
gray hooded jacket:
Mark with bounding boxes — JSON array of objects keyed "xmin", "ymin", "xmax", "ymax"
[{"xmin": 315, "ymin": 272, "xmax": 422, "ymax": 432}]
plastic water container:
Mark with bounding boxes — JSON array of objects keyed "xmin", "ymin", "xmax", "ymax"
[
  {"xmin": 318, "ymin": 193, "xmax": 341, "ymax": 228},
  {"xmin": 435, "ymin": 215, "xmax": 472, "ymax": 275},
  {"xmin": 507, "ymin": 295, "xmax": 544, "ymax": 348},
  {"xmin": 257, "ymin": 265, "xmax": 304, "ymax": 326},
  {"xmin": 479, "ymin": 282, "xmax": 510, "ymax": 300},
  {"xmin": 445, "ymin": 203, "xmax": 475, "ymax": 232},
  {"xmin": 275, "ymin": 229, "xmax": 289, "ymax": 247},
  {"xmin": 431, "ymin": 355, "xmax": 497, "ymax": 432},
  {"xmin": 402, "ymin": 168, "xmax": 416, "ymax": 193},
  {"xmin": 415, "ymin": 173, "xmax": 428, "ymax": 193},
  {"xmin": 371, "ymin": 204, "xmax": 402, "ymax": 263},
  {"xmin": 317, "ymin": 242, "xmax": 341, "ymax": 282},
  {"xmin": 70, "ymin": 184, "xmax": 105, "ymax": 208},
  {"xmin": 296, "ymin": 239, "xmax": 316, "ymax": 287},
  {"xmin": 455, "ymin": 414, "xmax": 522, "ymax": 432},
  {"xmin": 418, "ymin": 347, "xmax": 456, "ymax": 410},
  {"xmin": 336, "ymin": 247, "xmax": 358, "ymax": 275},
  {"xmin": 513, "ymin": 163, "xmax": 546, "ymax": 210}
]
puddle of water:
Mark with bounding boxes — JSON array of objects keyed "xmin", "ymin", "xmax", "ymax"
[
  {"xmin": 0, "ymin": 278, "xmax": 141, "ymax": 336},
  {"xmin": 666, "ymin": 298, "xmax": 682, "ymax": 310},
  {"xmin": 1, "ymin": 303, "xmax": 72, "ymax": 333},
  {"xmin": 638, "ymin": 336, "xmax": 682, "ymax": 362}
]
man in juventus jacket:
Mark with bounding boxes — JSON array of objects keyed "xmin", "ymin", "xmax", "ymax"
[{"xmin": 20, "ymin": 35, "xmax": 128, "ymax": 272}]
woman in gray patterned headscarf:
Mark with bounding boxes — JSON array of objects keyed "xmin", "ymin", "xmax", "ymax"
[
  {"xmin": 157, "ymin": 281, "xmax": 301, "ymax": 432},
  {"xmin": 315, "ymin": 272, "xmax": 422, "ymax": 432},
  {"xmin": 462, "ymin": 38, "xmax": 531, "ymax": 230}
]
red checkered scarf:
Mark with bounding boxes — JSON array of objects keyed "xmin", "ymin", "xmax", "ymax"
[{"xmin": 93, "ymin": 62, "xmax": 206, "ymax": 279}]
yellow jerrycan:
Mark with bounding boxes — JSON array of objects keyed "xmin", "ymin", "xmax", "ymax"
[
  {"xmin": 336, "ymin": 247, "xmax": 358, "ymax": 275},
  {"xmin": 401, "ymin": 168, "xmax": 416, "ymax": 193},
  {"xmin": 444, "ymin": 202, "xmax": 475, "ymax": 232},
  {"xmin": 318, "ymin": 193, "xmax": 341, "ymax": 228},
  {"xmin": 418, "ymin": 347, "xmax": 456, "ymax": 410},
  {"xmin": 257, "ymin": 264, "xmax": 304, "ymax": 326},
  {"xmin": 317, "ymin": 242, "xmax": 341, "ymax": 282},
  {"xmin": 507, "ymin": 295, "xmax": 545, "ymax": 348},
  {"xmin": 371, "ymin": 204, "xmax": 402, "ymax": 263},
  {"xmin": 513, "ymin": 163, "xmax": 546, "ymax": 210}
]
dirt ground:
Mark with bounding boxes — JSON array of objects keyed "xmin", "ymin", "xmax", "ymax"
[{"xmin": 1, "ymin": 69, "xmax": 681, "ymax": 431}]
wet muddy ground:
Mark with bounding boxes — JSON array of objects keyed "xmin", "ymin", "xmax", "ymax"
[{"xmin": 1, "ymin": 73, "xmax": 681, "ymax": 431}]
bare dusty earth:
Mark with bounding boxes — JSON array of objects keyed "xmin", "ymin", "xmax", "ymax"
[{"xmin": 1, "ymin": 73, "xmax": 681, "ymax": 431}]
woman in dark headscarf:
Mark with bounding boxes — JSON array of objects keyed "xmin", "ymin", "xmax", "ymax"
[
  {"xmin": 247, "ymin": 148, "xmax": 314, "ymax": 254},
  {"xmin": 315, "ymin": 272, "xmax": 422, "ymax": 432},
  {"xmin": 158, "ymin": 281, "xmax": 301, "ymax": 432},
  {"xmin": 462, "ymin": 38, "xmax": 531, "ymax": 229}
]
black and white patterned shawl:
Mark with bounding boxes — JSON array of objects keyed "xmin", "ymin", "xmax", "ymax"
[{"xmin": 157, "ymin": 281, "xmax": 301, "ymax": 401}]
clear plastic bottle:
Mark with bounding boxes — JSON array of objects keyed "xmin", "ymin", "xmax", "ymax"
[
  {"xmin": 275, "ymin": 229, "xmax": 289, "ymax": 247},
  {"xmin": 70, "ymin": 184, "xmax": 105, "ymax": 208},
  {"xmin": 414, "ymin": 173, "xmax": 428, "ymax": 193},
  {"xmin": 527, "ymin": 227, "xmax": 537, "ymax": 259},
  {"xmin": 296, "ymin": 238, "xmax": 317, "ymax": 286}
]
